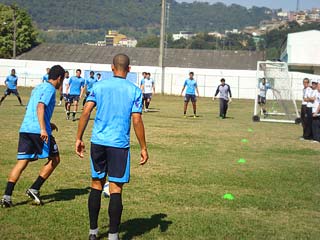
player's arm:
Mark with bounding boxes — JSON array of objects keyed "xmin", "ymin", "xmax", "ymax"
[
  {"xmin": 80, "ymin": 85, "xmax": 85, "ymax": 99},
  {"xmin": 152, "ymin": 82, "xmax": 155, "ymax": 95},
  {"xmin": 132, "ymin": 113, "xmax": 148, "ymax": 165},
  {"xmin": 196, "ymin": 86, "xmax": 200, "ymax": 97},
  {"xmin": 228, "ymin": 85, "xmax": 232, "ymax": 102},
  {"xmin": 313, "ymin": 104, "xmax": 320, "ymax": 117},
  {"xmin": 66, "ymin": 83, "xmax": 70, "ymax": 95},
  {"xmin": 213, "ymin": 86, "xmax": 220, "ymax": 100},
  {"xmin": 76, "ymin": 101, "xmax": 95, "ymax": 158},
  {"xmin": 37, "ymin": 103, "xmax": 48, "ymax": 143},
  {"xmin": 180, "ymin": 85, "xmax": 186, "ymax": 96}
]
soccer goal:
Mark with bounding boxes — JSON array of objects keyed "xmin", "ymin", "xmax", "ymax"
[{"xmin": 253, "ymin": 61, "xmax": 300, "ymax": 124}]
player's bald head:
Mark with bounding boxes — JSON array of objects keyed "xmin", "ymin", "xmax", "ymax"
[{"xmin": 113, "ymin": 54, "xmax": 130, "ymax": 71}]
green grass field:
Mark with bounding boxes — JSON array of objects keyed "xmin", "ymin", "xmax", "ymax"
[{"xmin": 0, "ymin": 87, "xmax": 319, "ymax": 240}]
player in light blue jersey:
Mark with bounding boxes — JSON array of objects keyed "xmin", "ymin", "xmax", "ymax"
[
  {"xmin": 42, "ymin": 68, "xmax": 50, "ymax": 82},
  {"xmin": 180, "ymin": 72, "xmax": 199, "ymax": 118},
  {"xmin": 0, "ymin": 65, "xmax": 65, "ymax": 208},
  {"xmin": 76, "ymin": 54, "xmax": 148, "ymax": 240},
  {"xmin": 66, "ymin": 69, "xmax": 85, "ymax": 121},
  {"xmin": 83, "ymin": 71, "xmax": 97, "ymax": 107},
  {"xmin": 0, "ymin": 69, "xmax": 23, "ymax": 106}
]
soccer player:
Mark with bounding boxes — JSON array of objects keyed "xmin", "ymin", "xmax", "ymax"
[
  {"xmin": 301, "ymin": 78, "xmax": 312, "ymax": 140},
  {"xmin": 42, "ymin": 68, "xmax": 50, "ymax": 82},
  {"xmin": 76, "ymin": 54, "xmax": 148, "ymax": 240},
  {"xmin": 304, "ymin": 79, "xmax": 318, "ymax": 140},
  {"xmin": 258, "ymin": 78, "xmax": 271, "ymax": 115},
  {"xmin": 96, "ymin": 73, "xmax": 102, "ymax": 82},
  {"xmin": 140, "ymin": 72, "xmax": 147, "ymax": 85},
  {"xmin": 311, "ymin": 80, "xmax": 320, "ymax": 142},
  {"xmin": 62, "ymin": 71, "xmax": 70, "ymax": 111},
  {"xmin": 213, "ymin": 78, "xmax": 232, "ymax": 119},
  {"xmin": 180, "ymin": 72, "xmax": 199, "ymax": 118},
  {"xmin": 140, "ymin": 72, "xmax": 155, "ymax": 112},
  {"xmin": 0, "ymin": 69, "xmax": 23, "ymax": 106},
  {"xmin": 66, "ymin": 69, "xmax": 85, "ymax": 121},
  {"xmin": 83, "ymin": 71, "xmax": 97, "ymax": 107},
  {"xmin": 0, "ymin": 65, "xmax": 65, "ymax": 208}
]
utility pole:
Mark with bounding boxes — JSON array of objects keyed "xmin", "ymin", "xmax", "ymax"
[
  {"xmin": 159, "ymin": 0, "xmax": 166, "ymax": 94},
  {"xmin": 296, "ymin": 0, "xmax": 300, "ymax": 11},
  {"xmin": 12, "ymin": 5, "xmax": 17, "ymax": 59}
]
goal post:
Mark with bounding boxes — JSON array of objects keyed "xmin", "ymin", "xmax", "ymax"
[{"xmin": 253, "ymin": 61, "xmax": 300, "ymax": 124}]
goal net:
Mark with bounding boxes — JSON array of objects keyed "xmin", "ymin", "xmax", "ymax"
[{"xmin": 253, "ymin": 61, "xmax": 300, "ymax": 124}]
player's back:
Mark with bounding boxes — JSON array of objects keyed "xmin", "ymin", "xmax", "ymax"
[
  {"xmin": 6, "ymin": 75, "xmax": 18, "ymax": 89},
  {"xmin": 88, "ymin": 76, "xmax": 142, "ymax": 148}
]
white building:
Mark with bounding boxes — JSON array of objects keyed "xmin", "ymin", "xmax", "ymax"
[
  {"xmin": 117, "ymin": 38, "xmax": 137, "ymax": 48},
  {"xmin": 172, "ymin": 31, "xmax": 196, "ymax": 41},
  {"xmin": 281, "ymin": 30, "xmax": 320, "ymax": 74}
]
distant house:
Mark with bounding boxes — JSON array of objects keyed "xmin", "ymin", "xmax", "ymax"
[{"xmin": 172, "ymin": 31, "xmax": 196, "ymax": 41}]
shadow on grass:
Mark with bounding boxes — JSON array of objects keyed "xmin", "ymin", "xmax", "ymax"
[
  {"xmin": 100, "ymin": 213, "xmax": 172, "ymax": 240},
  {"xmin": 41, "ymin": 187, "xmax": 90, "ymax": 203}
]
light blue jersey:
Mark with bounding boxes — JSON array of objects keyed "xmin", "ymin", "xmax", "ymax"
[
  {"xmin": 69, "ymin": 76, "xmax": 85, "ymax": 95},
  {"xmin": 87, "ymin": 76, "xmax": 143, "ymax": 148},
  {"xmin": 5, "ymin": 75, "xmax": 18, "ymax": 89},
  {"xmin": 85, "ymin": 76, "xmax": 97, "ymax": 93},
  {"xmin": 20, "ymin": 82, "xmax": 56, "ymax": 135},
  {"xmin": 184, "ymin": 78, "xmax": 197, "ymax": 95},
  {"xmin": 42, "ymin": 74, "xmax": 49, "ymax": 82}
]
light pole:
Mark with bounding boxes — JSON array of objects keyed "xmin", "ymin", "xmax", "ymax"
[
  {"xmin": 12, "ymin": 5, "xmax": 17, "ymax": 59},
  {"xmin": 159, "ymin": 0, "xmax": 166, "ymax": 95}
]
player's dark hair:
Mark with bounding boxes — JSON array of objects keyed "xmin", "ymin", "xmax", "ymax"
[
  {"xmin": 49, "ymin": 65, "xmax": 65, "ymax": 81},
  {"xmin": 97, "ymin": 73, "xmax": 101, "ymax": 77},
  {"xmin": 221, "ymin": 78, "xmax": 226, "ymax": 82},
  {"xmin": 65, "ymin": 70, "xmax": 69, "ymax": 74},
  {"xmin": 142, "ymin": 72, "xmax": 147, "ymax": 75},
  {"xmin": 76, "ymin": 69, "xmax": 81, "ymax": 73},
  {"xmin": 113, "ymin": 54, "xmax": 130, "ymax": 71},
  {"xmin": 189, "ymin": 72, "xmax": 194, "ymax": 75},
  {"xmin": 90, "ymin": 71, "xmax": 94, "ymax": 75},
  {"xmin": 303, "ymin": 78, "xmax": 309, "ymax": 83}
]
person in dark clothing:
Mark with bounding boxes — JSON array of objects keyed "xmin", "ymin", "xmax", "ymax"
[{"xmin": 213, "ymin": 78, "xmax": 232, "ymax": 119}]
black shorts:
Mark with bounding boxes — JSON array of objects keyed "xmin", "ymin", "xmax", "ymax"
[
  {"xmin": 90, "ymin": 143, "xmax": 130, "ymax": 183},
  {"xmin": 63, "ymin": 94, "xmax": 69, "ymax": 102},
  {"xmin": 258, "ymin": 95, "xmax": 266, "ymax": 104},
  {"xmin": 184, "ymin": 94, "xmax": 196, "ymax": 103},
  {"xmin": 68, "ymin": 95, "xmax": 80, "ymax": 103},
  {"xmin": 4, "ymin": 88, "xmax": 19, "ymax": 96},
  {"xmin": 17, "ymin": 133, "xmax": 59, "ymax": 161},
  {"xmin": 143, "ymin": 93, "xmax": 152, "ymax": 100}
]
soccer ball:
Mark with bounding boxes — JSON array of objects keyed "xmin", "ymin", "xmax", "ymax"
[{"xmin": 103, "ymin": 182, "xmax": 110, "ymax": 198}]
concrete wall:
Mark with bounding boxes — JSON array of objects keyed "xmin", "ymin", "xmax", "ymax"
[{"xmin": 0, "ymin": 59, "xmax": 319, "ymax": 100}]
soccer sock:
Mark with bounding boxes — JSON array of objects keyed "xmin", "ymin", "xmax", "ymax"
[
  {"xmin": 194, "ymin": 110, "xmax": 196, "ymax": 115},
  {"xmin": 4, "ymin": 181, "xmax": 16, "ymax": 196},
  {"xmin": 108, "ymin": 193, "xmax": 123, "ymax": 234},
  {"xmin": 67, "ymin": 111, "xmax": 70, "ymax": 116},
  {"xmin": 146, "ymin": 101, "xmax": 150, "ymax": 109},
  {"xmin": 72, "ymin": 112, "xmax": 76, "ymax": 117},
  {"xmin": 30, "ymin": 176, "xmax": 46, "ymax": 191},
  {"xmin": 88, "ymin": 188, "xmax": 102, "ymax": 230},
  {"xmin": 184, "ymin": 111, "xmax": 186, "ymax": 115}
]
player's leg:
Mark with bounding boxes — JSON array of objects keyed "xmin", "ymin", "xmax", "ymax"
[
  {"xmin": 312, "ymin": 117, "xmax": 320, "ymax": 142},
  {"xmin": 0, "ymin": 89, "xmax": 9, "ymax": 106},
  {"xmin": 66, "ymin": 96, "xmax": 72, "ymax": 120},
  {"xmin": 88, "ymin": 143, "xmax": 108, "ymax": 239},
  {"xmin": 14, "ymin": 91, "xmax": 23, "ymax": 106},
  {"xmin": 224, "ymin": 100, "xmax": 229, "ymax": 118},
  {"xmin": 306, "ymin": 107, "xmax": 313, "ymax": 140},
  {"xmin": 184, "ymin": 95, "xmax": 190, "ymax": 117},
  {"xmin": 191, "ymin": 96, "xmax": 197, "ymax": 117},
  {"xmin": 27, "ymin": 135, "xmax": 60, "ymax": 205},
  {"xmin": 107, "ymin": 147, "xmax": 130, "ymax": 240},
  {"xmin": 301, "ymin": 105, "xmax": 307, "ymax": 139},
  {"xmin": 219, "ymin": 98, "xmax": 224, "ymax": 118},
  {"xmin": 145, "ymin": 97, "xmax": 151, "ymax": 111},
  {"xmin": 1, "ymin": 160, "xmax": 29, "ymax": 207},
  {"xmin": 72, "ymin": 98, "xmax": 79, "ymax": 121}
]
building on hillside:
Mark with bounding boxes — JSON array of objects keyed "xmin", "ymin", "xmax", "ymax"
[
  {"xmin": 105, "ymin": 30, "xmax": 128, "ymax": 46},
  {"xmin": 117, "ymin": 38, "xmax": 137, "ymax": 48},
  {"xmin": 208, "ymin": 32, "xmax": 224, "ymax": 38},
  {"xmin": 172, "ymin": 31, "xmax": 196, "ymax": 41},
  {"xmin": 280, "ymin": 30, "xmax": 320, "ymax": 74}
]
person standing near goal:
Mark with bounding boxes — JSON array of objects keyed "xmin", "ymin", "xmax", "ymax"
[
  {"xmin": 140, "ymin": 72, "xmax": 155, "ymax": 112},
  {"xmin": 301, "ymin": 78, "xmax": 312, "ymax": 140},
  {"xmin": 312, "ymin": 80, "xmax": 320, "ymax": 142},
  {"xmin": 0, "ymin": 69, "xmax": 23, "ymax": 106},
  {"xmin": 180, "ymin": 72, "xmax": 199, "ymax": 118},
  {"xmin": 76, "ymin": 54, "xmax": 148, "ymax": 240},
  {"xmin": 213, "ymin": 78, "xmax": 232, "ymax": 119},
  {"xmin": 304, "ymin": 79, "xmax": 318, "ymax": 140},
  {"xmin": 258, "ymin": 78, "xmax": 271, "ymax": 115}
]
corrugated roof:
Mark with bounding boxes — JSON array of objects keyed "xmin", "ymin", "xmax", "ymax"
[{"xmin": 17, "ymin": 43, "xmax": 264, "ymax": 70}]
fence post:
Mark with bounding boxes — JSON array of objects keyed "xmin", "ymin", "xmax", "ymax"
[
  {"xmin": 237, "ymin": 76, "xmax": 240, "ymax": 99},
  {"xmin": 204, "ymin": 74, "xmax": 206, "ymax": 97}
]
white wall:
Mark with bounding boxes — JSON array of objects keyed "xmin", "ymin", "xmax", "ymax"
[{"xmin": 0, "ymin": 59, "xmax": 319, "ymax": 100}]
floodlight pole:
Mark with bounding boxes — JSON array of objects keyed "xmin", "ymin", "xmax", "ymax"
[{"xmin": 159, "ymin": 0, "xmax": 166, "ymax": 95}]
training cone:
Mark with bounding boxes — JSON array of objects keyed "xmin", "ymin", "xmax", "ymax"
[{"xmin": 223, "ymin": 193, "xmax": 235, "ymax": 200}]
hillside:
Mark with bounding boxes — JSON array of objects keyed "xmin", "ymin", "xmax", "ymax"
[{"xmin": 0, "ymin": 0, "xmax": 271, "ymax": 35}]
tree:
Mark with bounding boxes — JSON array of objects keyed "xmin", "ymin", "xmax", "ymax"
[{"xmin": 0, "ymin": 4, "xmax": 39, "ymax": 58}]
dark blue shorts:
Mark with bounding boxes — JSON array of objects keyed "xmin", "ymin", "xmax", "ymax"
[
  {"xmin": 90, "ymin": 143, "xmax": 130, "ymax": 183},
  {"xmin": 63, "ymin": 94, "xmax": 69, "ymax": 102},
  {"xmin": 4, "ymin": 88, "xmax": 19, "ymax": 96},
  {"xmin": 258, "ymin": 95, "xmax": 266, "ymax": 104},
  {"xmin": 184, "ymin": 94, "xmax": 196, "ymax": 103},
  {"xmin": 17, "ymin": 133, "xmax": 59, "ymax": 161},
  {"xmin": 143, "ymin": 93, "xmax": 152, "ymax": 100},
  {"xmin": 68, "ymin": 95, "xmax": 80, "ymax": 103}
]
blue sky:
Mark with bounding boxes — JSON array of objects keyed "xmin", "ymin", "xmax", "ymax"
[{"xmin": 176, "ymin": 0, "xmax": 320, "ymax": 11}]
